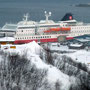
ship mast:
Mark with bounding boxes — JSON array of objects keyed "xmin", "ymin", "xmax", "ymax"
[
  {"xmin": 44, "ymin": 11, "xmax": 52, "ymax": 23},
  {"xmin": 23, "ymin": 13, "xmax": 29, "ymax": 21}
]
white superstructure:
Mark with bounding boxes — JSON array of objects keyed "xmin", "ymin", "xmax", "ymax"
[{"xmin": 60, "ymin": 20, "xmax": 90, "ymax": 37}]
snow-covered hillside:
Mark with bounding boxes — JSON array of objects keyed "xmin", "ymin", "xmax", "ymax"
[
  {"xmin": 45, "ymin": 42, "xmax": 90, "ymax": 67},
  {"xmin": 0, "ymin": 41, "xmax": 90, "ymax": 90}
]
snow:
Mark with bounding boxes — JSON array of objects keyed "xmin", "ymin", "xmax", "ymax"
[
  {"xmin": 2, "ymin": 41, "xmax": 89, "ymax": 68},
  {"xmin": 77, "ymin": 39, "xmax": 90, "ymax": 42},
  {"xmin": 1, "ymin": 41, "xmax": 41, "ymax": 56},
  {"xmin": 28, "ymin": 54, "xmax": 71, "ymax": 89},
  {"xmin": 0, "ymin": 41, "xmax": 90, "ymax": 90},
  {"xmin": 48, "ymin": 44, "xmax": 77, "ymax": 51},
  {"xmin": 46, "ymin": 42, "xmax": 90, "ymax": 67},
  {"xmin": 0, "ymin": 37, "xmax": 15, "ymax": 41},
  {"xmin": 0, "ymin": 41, "xmax": 71, "ymax": 90},
  {"xmin": 3, "ymin": 41, "xmax": 89, "ymax": 66},
  {"xmin": 67, "ymin": 50, "xmax": 90, "ymax": 65},
  {"xmin": 69, "ymin": 43, "xmax": 83, "ymax": 47},
  {"xmin": 47, "ymin": 67, "xmax": 71, "ymax": 90}
]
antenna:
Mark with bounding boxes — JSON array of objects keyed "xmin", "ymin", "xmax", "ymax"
[
  {"xmin": 49, "ymin": 12, "xmax": 52, "ymax": 15},
  {"xmin": 44, "ymin": 11, "xmax": 47, "ymax": 14},
  {"xmin": 23, "ymin": 13, "xmax": 29, "ymax": 21},
  {"xmin": 44, "ymin": 11, "xmax": 52, "ymax": 22}
]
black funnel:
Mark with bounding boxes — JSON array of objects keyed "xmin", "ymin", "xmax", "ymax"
[{"xmin": 61, "ymin": 13, "xmax": 73, "ymax": 21}]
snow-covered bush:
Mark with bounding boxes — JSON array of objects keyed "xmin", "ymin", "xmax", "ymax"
[
  {"xmin": 0, "ymin": 41, "xmax": 90, "ymax": 90},
  {"xmin": 50, "ymin": 53, "xmax": 90, "ymax": 90}
]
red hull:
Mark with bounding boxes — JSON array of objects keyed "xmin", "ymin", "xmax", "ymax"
[
  {"xmin": 14, "ymin": 37, "xmax": 74, "ymax": 44},
  {"xmin": 14, "ymin": 38, "xmax": 58, "ymax": 44},
  {"xmin": 66, "ymin": 37, "xmax": 74, "ymax": 40}
]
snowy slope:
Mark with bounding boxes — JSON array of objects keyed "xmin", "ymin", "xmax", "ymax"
[
  {"xmin": 0, "ymin": 41, "xmax": 72, "ymax": 90},
  {"xmin": 67, "ymin": 50, "xmax": 90, "ymax": 65},
  {"xmin": 46, "ymin": 43, "xmax": 90, "ymax": 66}
]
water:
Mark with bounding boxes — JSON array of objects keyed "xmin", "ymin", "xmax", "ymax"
[{"xmin": 0, "ymin": 0, "xmax": 90, "ymax": 27}]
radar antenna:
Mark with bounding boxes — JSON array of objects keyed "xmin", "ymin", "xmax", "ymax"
[{"xmin": 44, "ymin": 11, "xmax": 52, "ymax": 22}]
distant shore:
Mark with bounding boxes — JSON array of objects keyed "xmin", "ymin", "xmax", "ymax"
[{"xmin": 76, "ymin": 3, "xmax": 90, "ymax": 7}]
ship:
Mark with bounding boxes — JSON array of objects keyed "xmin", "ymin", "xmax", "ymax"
[{"xmin": 14, "ymin": 11, "xmax": 90, "ymax": 44}]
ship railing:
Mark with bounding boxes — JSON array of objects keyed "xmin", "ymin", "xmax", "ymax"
[
  {"xmin": 69, "ymin": 23, "xmax": 90, "ymax": 26},
  {"xmin": 83, "ymin": 23, "xmax": 90, "ymax": 25}
]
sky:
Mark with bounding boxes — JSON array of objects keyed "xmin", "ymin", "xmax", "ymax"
[
  {"xmin": 0, "ymin": 0, "xmax": 90, "ymax": 26},
  {"xmin": 0, "ymin": 0, "xmax": 89, "ymax": 3}
]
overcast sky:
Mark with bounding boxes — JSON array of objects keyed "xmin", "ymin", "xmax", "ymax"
[{"xmin": 0, "ymin": 0, "xmax": 89, "ymax": 3}]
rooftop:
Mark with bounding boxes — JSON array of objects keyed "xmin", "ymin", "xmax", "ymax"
[{"xmin": 1, "ymin": 23, "xmax": 17, "ymax": 31}]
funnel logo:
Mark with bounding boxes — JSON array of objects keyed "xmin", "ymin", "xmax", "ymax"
[
  {"xmin": 61, "ymin": 13, "xmax": 73, "ymax": 21},
  {"xmin": 69, "ymin": 16, "xmax": 72, "ymax": 20}
]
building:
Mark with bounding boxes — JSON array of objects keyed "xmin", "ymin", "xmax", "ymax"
[
  {"xmin": 0, "ymin": 23, "xmax": 17, "ymax": 37},
  {"xmin": 0, "ymin": 37, "xmax": 15, "ymax": 45}
]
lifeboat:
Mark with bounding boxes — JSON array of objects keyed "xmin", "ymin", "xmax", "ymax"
[
  {"xmin": 44, "ymin": 27, "xmax": 71, "ymax": 33},
  {"xmin": 60, "ymin": 27, "xmax": 71, "ymax": 31},
  {"xmin": 49, "ymin": 28, "xmax": 60, "ymax": 31}
]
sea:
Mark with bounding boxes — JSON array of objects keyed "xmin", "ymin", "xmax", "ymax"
[{"xmin": 0, "ymin": 0, "xmax": 90, "ymax": 27}]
